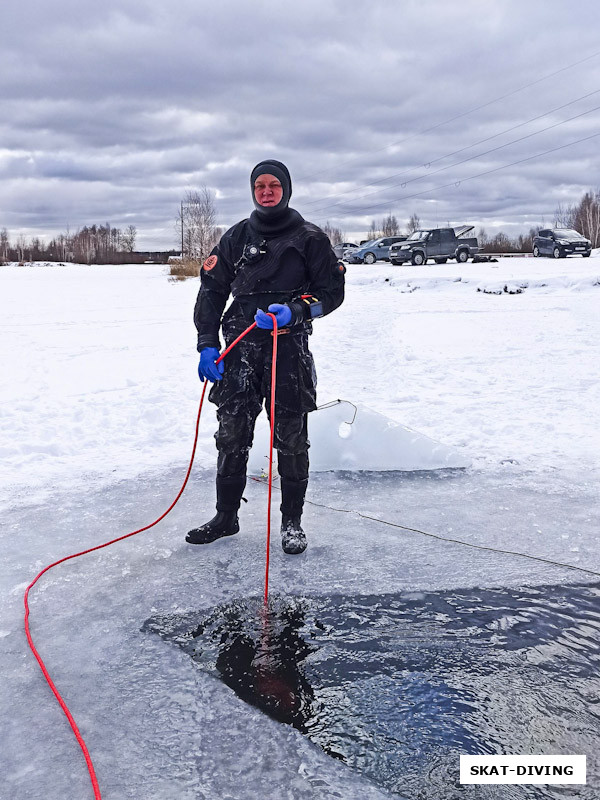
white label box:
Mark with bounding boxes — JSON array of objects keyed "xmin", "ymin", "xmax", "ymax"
[{"xmin": 460, "ymin": 755, "xmax": 586, "ymax": 784}]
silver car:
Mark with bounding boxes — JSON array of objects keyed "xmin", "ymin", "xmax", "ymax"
[
  {"xmin": 346, "ymin": 236, "xmax": 408, "ymax": 264},
  {"xmin": 332, "ymin": 242, "xmax": 359, "ymax": 260}
]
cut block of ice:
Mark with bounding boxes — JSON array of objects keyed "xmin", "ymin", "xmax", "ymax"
[{"xmin": 247, "ymin": 400, "xmax": 471, "ymax": 474}]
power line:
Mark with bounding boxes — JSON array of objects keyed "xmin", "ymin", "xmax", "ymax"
[
  {"xmin": 300, "ymin": 88, "xmax": 600, "ymax": 211},
  {"xmin": 314, "ymin": 130, "xmax": 600, "ymax": 221},
  {"xmin": 306, "ymin": 102, "xmax": 600, "ymax": 219},
  {"xmin": 296, "ymin": 48, "xmax": 600, "ymax": 184}
]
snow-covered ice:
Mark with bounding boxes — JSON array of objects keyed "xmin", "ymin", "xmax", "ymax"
[
  {"xmin": 1, "ymin": 256, "xmax": 599, "ymax": 798},
  {"xmin": 1, "ymin": 257, "xmax": 599, "ymax": 502}
]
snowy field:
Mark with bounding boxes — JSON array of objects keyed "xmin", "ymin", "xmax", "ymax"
[
  {"xmin": 1, "ymin": 256, "xmax": 599, "ymax": 503},
  {"xmin": 1, "ymin": 256, "xmax": 599, "ymax": 799}
]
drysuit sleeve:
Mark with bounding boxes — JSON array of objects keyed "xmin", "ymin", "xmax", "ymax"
[
  {"xmin": 193, "ymin": 234, "xmax": 236, "ymax": 351},
  {"xmin": 288, "ymin": 229, "xmax": 345, "ymax": 325}
]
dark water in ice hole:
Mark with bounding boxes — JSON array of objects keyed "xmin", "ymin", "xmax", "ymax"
[{"xmin": 143, "ymin": 583, "xmax": 600, "ymax": 799}]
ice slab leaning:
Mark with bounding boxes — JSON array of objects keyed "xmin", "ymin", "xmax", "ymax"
[{"xmin": 248, "ymin": 400, "xmax": 471, "ymax": 474}]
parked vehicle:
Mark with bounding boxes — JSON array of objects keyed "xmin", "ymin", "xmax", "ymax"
[
  {"xmin": 332, "ymin": 242, "xmax": 358, "ymax": 259},
  {"xmin": 532, "ymin": 228, "xmax": 591, "ymax": 258},
  {"xmin": 345, "ymin": 236, "xmax": 407, "ymax": 264},
  {"xmin": 345, "ymin": 240, "xmax": 374, "ymax": 263},
  {"xmin": 389, "ymin": 226, "xmax": 478, "ymax": 265}
]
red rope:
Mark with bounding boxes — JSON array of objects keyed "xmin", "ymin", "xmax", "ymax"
[
  {"xmin": 23, "ymin": 379, "xmax": 209, "ymax": 799},
  {"xmin": 264, "ymin": 315, "xmax": 278, "ymax": 604},
  {"xmin": 23, "ymin": 319, "xmax": 281, "ymax": 799}
]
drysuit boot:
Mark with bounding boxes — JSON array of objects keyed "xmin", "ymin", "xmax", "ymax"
[
  {"xmin": 186, "ymin": 511, "xmax": 239, "ymax": 545},
  {"xmin": 280, "ymin": 477, "xmax": 308, "ymax": 555},
  {"xmin": 185, "ymin": 475, "xmax": 244, "ymax": 545},
  {"xmin": 281, "ymin": 515, "xmax": 307, "ymax": 555}
]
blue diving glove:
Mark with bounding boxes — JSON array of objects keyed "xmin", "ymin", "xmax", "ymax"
[
  {"xmin": 254, "ymin": 304, "xmax": 293, "ymax": 330},
  {"xmin": 198, "ymin": 347, "xmax": 224, "ymax": 382}
]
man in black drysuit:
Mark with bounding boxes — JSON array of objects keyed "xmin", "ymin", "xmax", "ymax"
[{"xmin": 187, "ymin": 159, "xmax": 345, "ymax": 554}]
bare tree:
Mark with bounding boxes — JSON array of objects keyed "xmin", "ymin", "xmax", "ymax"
[
  {"xmin": 555, "ymin": 189, "xmax": 600, "ymax": 247},
  {"xmin": 516, "ymin": 231, "xmax": 534, "ymax": 252},
  {"xmin": 120, "ymin": 224, "xmax": 137, "ymax": 252},
  {"xmin": 366, "ymin": 220, "xmax": 379, "ymax": 241},
  {"xmin": 407, "ymin": 213, "xmax": 421, "ymax": 234},
  {"xmin": 322, "ymin": 221, "xmax": 344, "ymax": 245},
  {"xmin": 554, "ymin": 202, "xmax": 573, "ymax": 228},
  {"xmin": 53, "ymin": 233, "xmax": 69, "ymax": 261},
  {"xmin": 381, "ymin": 214, "xmax": 399, "ymax": 236},
  {"xmin": 16, "ymin": 234, "xmax": 27, "ymax": 262},
  {"xmin": 0, "ymin": 223, "xmax": 146, "ymax": 264},
  {"xmin": 0, "ymin": 228, "xmax": 9, "ymax": 262},
  {"xmin": 30, "ymin": 237, "xmax": 43, "ymax": 260},
  {"xmin": 575, "ymin": 190, "xmax": 600, "ymax": 248},
  {"xmin": 489, "ymin": 231, "xmax": 512, "ymax": 252},
  {"xmin": 177, "ymin": 187, "xmax": 218, "ymax": 262}
]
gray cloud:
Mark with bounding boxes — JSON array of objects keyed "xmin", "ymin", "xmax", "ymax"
[{"xmin": 1, "ymin": 0, "xmax": 600, "ymax": 247}]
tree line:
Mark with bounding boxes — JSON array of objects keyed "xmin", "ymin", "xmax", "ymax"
[
  {"xmin": 3, "ymin": 187, "xmax": 597, "ymax": 267},
  {"xmin": 0, "ymin": 223, "xmax": 138, "ymax": 264},
  {"xmin": 321, "ymin": 188, "xmax": 600, "ymax": 251},
  {"xmin": 322, "ymin": 212, "xmax": 409, "ymax": 245},
  {"xmin": 479, "ymin": 190, "xmax": 600, "ymax": 252},
  {"xmin": 554, "ymin": 189, "xmax": 600, "ymax": 248}
]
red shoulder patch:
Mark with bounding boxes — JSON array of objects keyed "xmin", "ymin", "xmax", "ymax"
[{"xmin": 203, "ymin": 255, "xmax": 218, "ymax": 272}]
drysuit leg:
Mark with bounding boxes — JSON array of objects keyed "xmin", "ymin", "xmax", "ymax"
[
  {"xmin": 276, "ymin": 416, "xmax": 310, "ymax": 518},
  {"xmin": 209, "ymin": 332, "xmax": 316, "ymax": 517},
  {"xmin": 263, "ymin": 333, "xmax": 315, "ymax": 520},
  {"xmin": 214, "ymin": 420, "xmax": 256, "ymax": 512},
  {"xmin": 210, "ymin": 339, "xmax": 264, "ymax": 512}
]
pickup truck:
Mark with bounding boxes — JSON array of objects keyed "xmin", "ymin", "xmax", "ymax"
[{"xmin": 389, "ymin": 226, "xmax": 479, "ymax": 265}]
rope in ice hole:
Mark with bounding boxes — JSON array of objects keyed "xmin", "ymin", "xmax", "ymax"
[
  {"xmin": 23, "ymin": 314, "xmax": 278, "ymax": 800},
  {"xmin": 23, "ymin": 309, "xmax": 600, "ymax": 800}
]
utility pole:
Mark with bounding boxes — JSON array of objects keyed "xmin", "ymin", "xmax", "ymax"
[{"xmin": 180, "ymin": 202, "xmax": 184, "ymax": 257}]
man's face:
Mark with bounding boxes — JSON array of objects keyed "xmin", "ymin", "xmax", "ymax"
[{"xmin": 254, "ymin": 173, "xmax": 283, "ymax": 207}]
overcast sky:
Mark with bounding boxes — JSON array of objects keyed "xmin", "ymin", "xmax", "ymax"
[{"xmin": 2, "ymin": 0, "xmax": 600, "ymax": 249}]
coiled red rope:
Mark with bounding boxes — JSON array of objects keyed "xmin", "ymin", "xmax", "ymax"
[{"xmin": 23, "ymin": 316, "xmax": 278, "ymax": 799}]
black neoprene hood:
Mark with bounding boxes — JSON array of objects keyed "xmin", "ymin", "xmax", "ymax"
[{"xmin": 250, "ymin": 160, "xmax": 292, "ymax": 219}]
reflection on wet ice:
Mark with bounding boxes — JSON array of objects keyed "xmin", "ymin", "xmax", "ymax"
[
  {"xmin": 200, "ymin": 600, "xmax": 317, "ymax": 731},
  {"xmin": 144, "ymin": 583, "xmax": 600, "ymax": 798}
]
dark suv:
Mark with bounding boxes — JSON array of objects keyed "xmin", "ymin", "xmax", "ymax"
[{"xmin": 533, "ymin": 229, "xmax": 591, "ymax": 258}]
